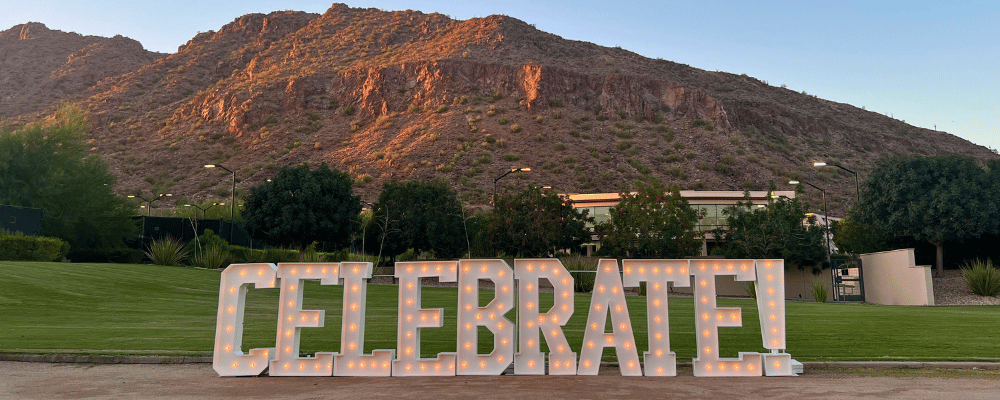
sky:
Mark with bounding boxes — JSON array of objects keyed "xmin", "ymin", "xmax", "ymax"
[{"xmin": 3, "ymin": 1, "xmax": 998, "ymax": 151}]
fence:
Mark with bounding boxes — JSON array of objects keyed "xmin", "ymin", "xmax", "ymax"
[
  {"xmin": 0, "ymin": 205, "xmax": 43, "ymax": 236},
  {"xmin": 130, "ymin": 216, "xmax": 252, "ymax": 249}
]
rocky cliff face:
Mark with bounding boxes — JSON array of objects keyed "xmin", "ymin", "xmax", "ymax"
[
  {"xmin": 0, "ymin": 22, "xmax": 164, "ymax": 117},
  {"xmin": 1, "ymin": 5, "xmax": 994, "ymax": 215}
]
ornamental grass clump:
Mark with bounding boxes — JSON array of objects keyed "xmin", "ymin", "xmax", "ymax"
[
  {"xmin": 191, "ymin": 245, "xmax": 231, "ymax": 269},
  {"xmin": 561, "ymin": 256, "xmax": 598, "ymax": 293},
  {"xmin": 961, "ymin": 259, "xmax": 1000, "ymax": 297},
  {"xmin": 811, "ymin": 280, "xmax": 829, "ymax": 303},
  {"xmin": 145, "ymin": 236, "xmax": 188, "ymax": 266}
]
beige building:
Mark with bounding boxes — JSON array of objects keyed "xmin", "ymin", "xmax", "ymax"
[{"xmin": 566, "ymin": 190, "xmax": 797, "ymax": 256}]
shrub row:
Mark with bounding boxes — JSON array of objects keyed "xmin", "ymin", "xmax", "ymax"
[
  {"xmin": 68, "ymin": 248, "xmax": 144, "ymax": 264},
  {"xmin": 0, "ymin": 231, "xmax": 68, "ymax": 262}
]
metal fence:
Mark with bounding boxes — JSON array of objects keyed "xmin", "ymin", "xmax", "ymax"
[
  {"xmin": 0, "ymin": 205, "xmax": 43, "ymax": 236},
  {"xmin": 131, "ymin": 216, "xmax": 253, "ymax": 248}
]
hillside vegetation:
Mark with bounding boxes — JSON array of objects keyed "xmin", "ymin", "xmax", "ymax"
[{"xmin": 1, "ymin": 5, "xmax": 994, "ymax": 215}]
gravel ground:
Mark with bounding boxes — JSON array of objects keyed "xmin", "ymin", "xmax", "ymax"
[
  {"xmin": 3, "ymin": 362, "xmax": 1000, "ymax": 400},
  {"xmin": 933, "ymin": 269, "xmax": 1000, "ymax": 306}
]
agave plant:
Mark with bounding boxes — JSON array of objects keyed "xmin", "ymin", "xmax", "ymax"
[{"xmin": 145, "ymin": 236, "xmax": 189, "ymax": 266}]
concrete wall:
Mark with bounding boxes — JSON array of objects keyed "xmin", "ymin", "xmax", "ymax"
[
  {"xmin": 860, "ymin": 248, "xmax": 935, "ymax": 306},
  {"xmin": 670, "ymin": 266, "xmax": 831, "ymax": 301}
]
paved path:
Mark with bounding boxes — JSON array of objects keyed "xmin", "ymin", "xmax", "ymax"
[{"xmin": 2, "ymin": 361, "xmax": 999, "ymax": 399}]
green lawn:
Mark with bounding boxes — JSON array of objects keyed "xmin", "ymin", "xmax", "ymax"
[{"xmin": 1, "ymin": 261, "xmax": 998, "ymax": 362}]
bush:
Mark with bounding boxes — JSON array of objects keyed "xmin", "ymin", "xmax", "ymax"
[
  {"xmin": 300, "ymin": 242, "xmax": 324, "ymax": 262},
  {"xmin": 961, "ymin": 259, "xmax": 1000, "ymax": 297},
  {"xmin": 0, "ymin": 231, "xmax": 67, "ymax": 261},
  {"xmin": 67, "ymin": 247, "xmax": 144, "ymax": 264},
  {"xmin": 145, "ymin": 236, "xmax": 189, "ymax": 266},
  {"xmin": 561, "ymin": 256, "xmax": 598, "ymax": 293},
  {"xmin": 265, "ymin": 248, "xmax": 299, "ymax": 263},
  {"xmin": 692, "ymin": 119, "xmax": 714, "ymax": 130},
  {"xmin": 325, "ymin": 249, "xmax": 349, "ymax": 262},
  {"xmin": 188, "ymin": 229, "xmax": 229, "ymax": 258},
  {"xmin": 397, "ymin": 248, "xmax": 417, "ymax": 262},
  {"xmin": 743, "ymin": 281, "xmax": 757, "ymax": 299},
  {"xmin": 811, "ymin": 280, "xmax": 829, "ymax": 303},
  {"xmin": 191, "ymin": 245, "xmax": 231, "ymax": 269},
  {"xmin": 228, "ymin": 245, "xmax": 266, "ymax": 263}
]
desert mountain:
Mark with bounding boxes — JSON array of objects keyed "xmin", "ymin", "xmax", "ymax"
[
  {"xmin": 0, "ymin": 22, "xmax": 165, "ymax": 117},
  {"xmin": 2, "ymin": 4, "xmax": 995, "ymax": 216}
]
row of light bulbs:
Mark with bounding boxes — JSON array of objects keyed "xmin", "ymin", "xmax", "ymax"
[{"xmin": 214, "ymin": 259, "xmax": 794, "ymax": 377}]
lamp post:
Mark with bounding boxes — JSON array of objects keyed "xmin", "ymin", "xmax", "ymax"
[
  {"xmin": 128, "ymin": 193, "xmax": 172, "ymax": 216},
  {"xmin": 128, "ymin": 193, "xmax": 171, "ymax": 242},
  {"xmin": 493, "ymin": 167, "xmax": 530, "ymax": 202},
  {"xmin": 205, "ymin": 164, "xmax": 236, "ymax": 243},
  {"xmin": 790, "ymin": 180, "xmax": 830, "ymax": 262},
  {"xmin": 185, "ymin": 203, "xmax": 224, "ymax": 219},
  {"xmin": 813, "ymin": 161, "xmax": 860, "ymax": 206}
]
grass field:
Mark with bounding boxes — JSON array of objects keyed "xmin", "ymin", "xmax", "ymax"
[{"xmin": 1, "ymin": 261, "xmax": 999, "ymax": 362}]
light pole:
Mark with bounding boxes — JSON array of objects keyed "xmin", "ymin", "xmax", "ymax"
[
  {"xmin": 128, "ymin": 193, "xmax": 171, "ymax": 242},
  {"xmin": 814, "ymin": 161, "xmax": 860, "ymax": 206},
  {"xmin": 493, "ymin": 167, "xmax": 530, "ymax": 202},
  {"xmin": 128, "ymin": 193, "xmax": 172, "ymax": 216},
  {"xmin": 790, "ymin": 180, "xmax": 830, "ymax": 261},
  {"xmin": 205, "ymin": 164, "xmax": 236, "ymax": 243},
  {"xmin": 185, "ymin": 203, "xmax": 224, "ymax": 219}
]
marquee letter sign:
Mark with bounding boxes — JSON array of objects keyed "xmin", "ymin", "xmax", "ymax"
[
  {"xmin": 335, "ymin": 262, "xmax": 395, "ymax": 376},
  {"xmin": 578, "ymin": 259, "xmax": 640, "ymax": 376},
  {"xmin": 621, "ymin": 259, "xmax": 691, "ymax": 376},
  {"xmin": 457, "ymin": 259, "xmax": 515, "ymax": 375},
  {"xmin": 393, "ymin": 261, "xmax": 458, "ymax": 376},
  {"xmin": 270, "ymin": 263, "xmax": 340, "ymax": 376},
  {"xmin": 213, "ymin": 259, "xmax": 796, "ymax": 378},
  {"xmin": 214, "ymin": 263, "xmax": 277, "ymax": 377}
]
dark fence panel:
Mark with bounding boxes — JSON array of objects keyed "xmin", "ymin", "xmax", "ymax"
[
  {"xmin": 0, "ymin": 205, "xmax": 43, "ymax": 236},
  {"xmin": 130, "ymin": 216, "xmax": 253, "ymax": 249}
]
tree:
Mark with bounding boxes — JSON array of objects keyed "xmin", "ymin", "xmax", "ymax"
[
  {"xmin": 852, "ymin": 155, "xmax": 998, "ymax": 275},
  {"xmin": 487, "ymin": 184, "xmax": 592, "ymax": 257},
  {"xmin": 594, "ymin": 180, "xmax": 701, "ymax": 259},
  {"xmin": 714, "ymin": 195, "xmax": 828, "ymax": 273},
  {"xmin": 830, "ymin": 216, "xmax": 887, "ymax": 256},
  {"xmin": 242, "ymin": 163, "xmax": 359, "ymax": 250},
  {"xmin": 366, "ymin": 179, "xmax": 467, "ymax": 259},
  {"xmin": 0, "ymin": 107, "xmax": 136, "ymax": 253}
]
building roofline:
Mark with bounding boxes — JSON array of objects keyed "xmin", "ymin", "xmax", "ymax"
[{"xmin": 566, "ymin": 190, "xmax": 796, "ymax": 207}]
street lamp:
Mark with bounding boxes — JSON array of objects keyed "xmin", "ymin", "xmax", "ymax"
[
  {"xmin": 128, "ymin": 193, "xmax": 172, "ymax": 216},
  {"xmin": 185, "ymin": 203, "xmax": 224, "ymax": 219},
  {"xmin": 790, "ymin": 180, "xmax": 830, "ymax": 262},
  {"xmin": 493, "ymin": 167, "xmax": 530, "ymax": 201},
  {"xmin": 205, "ymin": 164, "xmax": 236, "ymax": 242},
  {"xmin": 128, "ymin": 193, "xmax": 171, "ymax": 242},
  {"xmin": 813, "ymin": 161, "xmax": 860, "ymax": 206}
]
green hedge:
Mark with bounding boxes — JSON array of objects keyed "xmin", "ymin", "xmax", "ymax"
[
  {"xmin": 68, "ymin": 248, "xmax": 144, "ymax": 264},
  {"xmin": 265, "ymin": 248, "xmax": 299, "ymax": 263},
  {"xmin": 228, "ymin": 245, "xmax": 266, "ymax": 263},
  {"xmin": 0, "ymin": 232, "xmax": 68, "ymax": 262},
  {"xmin": 227, "ymin": 246, "xmax": 298, "ymax": 263},
  {"xmin": 225, "ymin": 246, "xmax": 349, "ymax": 264}
]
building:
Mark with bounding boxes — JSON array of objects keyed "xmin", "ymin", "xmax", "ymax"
[{"xmin": 566, "ymin": 190, "xmax": 797, "ymax": 256}]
